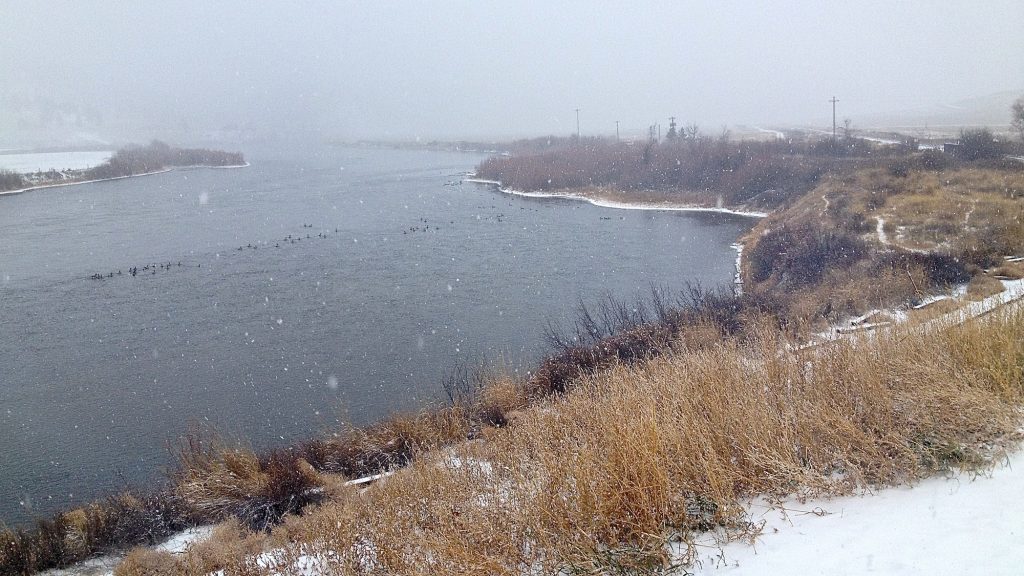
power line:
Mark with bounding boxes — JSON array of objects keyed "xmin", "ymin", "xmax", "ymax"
[{"xmin": 827, "ymin": 96, "xmax": 835, "ymax": 140}]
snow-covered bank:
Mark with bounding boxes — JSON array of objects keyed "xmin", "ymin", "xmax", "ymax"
[
  {"xmin": 0, "ymin": 150, "xmax": 113, "ymax": 173},
  {"xmin": 465, "ymin": 178, "xmax": 769, "ymax": 218},
  {"xmin": 0, "ymin": 163, "xmax": 249, "ymax": 197},
  {"xmin": 687, "ymin": 448, "xmax": 1023, "ymax": 575},
  {"xmin": 0, "ymin": 168, "xmax": 173, "ymax": 197}
]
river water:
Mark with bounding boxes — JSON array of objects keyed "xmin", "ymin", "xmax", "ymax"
[{"xmin": 0, "ymin": 144, "xmax": 753, "ymax": 526}]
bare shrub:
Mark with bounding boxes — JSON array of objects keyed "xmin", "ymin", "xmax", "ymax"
[
  {"xmin": 172, "ymin": 434, "xmax": 323, "ymax": 532},
  {"xmin": 747, "ymin": 222, "xmax": 867, "ymax": 286}
]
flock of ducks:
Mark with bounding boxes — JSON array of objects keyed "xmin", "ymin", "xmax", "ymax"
[
  {"xmin": 86, "ymin": 202, "xmax": 600, "ymax": 283},
  {"xmin": 90, "ymin": 261, "xmax": 193, "ymax": 280}
]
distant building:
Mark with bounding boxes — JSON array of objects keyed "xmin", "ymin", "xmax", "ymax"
[{"xmin": 943, "ymin": 142, "xmax": 961, "ymax": 155}]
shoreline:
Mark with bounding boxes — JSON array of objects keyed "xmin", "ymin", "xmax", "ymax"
[
  {"xmin": 464, "ymin": 177, "xmax": 770, "ymax": 218},
  {"xmin": 464, "ymin": 177, "xmax": 763, "ymax": 296},
  {"xmin": 0, "ymin": 162, "xmax": 250, "ymax": 197}
]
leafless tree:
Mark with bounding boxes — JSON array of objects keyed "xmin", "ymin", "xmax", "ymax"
[{"xmin": 1012, "ymin": 96, "xmax": 1024, "ymax": 143}]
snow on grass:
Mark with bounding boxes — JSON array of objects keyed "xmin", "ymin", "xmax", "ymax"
[
  {"xmin": 803, "ymin": 277, "xmax": 1022, "ymax": 350},
  {"xmin": 685, "ymin": 449, "xmax": 1023, "ymax": 575},
  {"xmin": 154, "ymin": 525, "xmax": 216, "ymax": 555},
  {"xmin": 39, "ymin": 526, "xmax": 215, "ymax": 576}
]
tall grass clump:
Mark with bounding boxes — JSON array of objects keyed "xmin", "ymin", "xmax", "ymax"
[{"xmin": 171, "ymin": 434, "xmax": 326, "ymax": 532}]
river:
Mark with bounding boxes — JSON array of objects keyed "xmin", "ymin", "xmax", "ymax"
[{"xmin": 0, "ymin": 143, "xmax": 753, "ymax": 526}]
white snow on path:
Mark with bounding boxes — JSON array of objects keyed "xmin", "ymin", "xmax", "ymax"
[
  {"xmin": 876, "ymin": 216, "xmax": 888, "ymax": 245},
  {"xmin": 687, "ymin": 449, "xmax": 1024, "ymax": 576}
]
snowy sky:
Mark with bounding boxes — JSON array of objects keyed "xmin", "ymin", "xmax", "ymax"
[{"xmin": 2, "ymin": 1, "xmax": 1023, "ymax": 139}]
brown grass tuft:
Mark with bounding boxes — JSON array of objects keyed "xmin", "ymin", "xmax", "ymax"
[{"xmin": 172, "ymin": 435, "xmax": 324, "ymax": 532}]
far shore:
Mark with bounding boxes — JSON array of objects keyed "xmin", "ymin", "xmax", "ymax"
[
  {"xmin": 0, "ymin": 162, "xmax": 250, "ymax": 197},
  {"xmin": 464, "ymin": 177, "xmax": 770, "ymax": 218}
]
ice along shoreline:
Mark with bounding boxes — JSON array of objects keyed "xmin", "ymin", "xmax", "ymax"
[{"xmin": 464, "ymin": 177, "xmax": 770, "ymax": 218}]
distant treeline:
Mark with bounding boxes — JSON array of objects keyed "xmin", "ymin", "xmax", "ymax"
[
  {"xmin": 475, "ymin": 136, "xmax": 864, "ymax": 209},
  {"xmin": 473, "ymin": 130, "xmax": 1019, "ymax": 210},
  {"xmin": 0, "ymin": 141, "xmax": 245, "ymax": 193},
  {"xmin": 84, "ymin": 140, "xmax": 245, "ymax": 180},
  {"xmin": 0, "ymin": 169, "xmax": 25, "ymax": 192}
]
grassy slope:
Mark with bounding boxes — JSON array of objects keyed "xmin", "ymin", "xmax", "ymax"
[
  {"xmin": 117, "ymin": 309, "xmax": 1024, "ymax": 575},
  {"xmin": 741, "ymin": 162, "xmax": 1024, "ymax": 326}
]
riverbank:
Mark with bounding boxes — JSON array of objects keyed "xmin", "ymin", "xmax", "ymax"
[
  {"xmin": 108, "ymin": 303, "xmax": 1024, "ymax": 575},
  {"xmin": 0, "ymin": 163, "xmax": 250, "ymax": 197},
  {"xmin": 465, "ymin": 177, "xmax": 770, "ymax": 218}
]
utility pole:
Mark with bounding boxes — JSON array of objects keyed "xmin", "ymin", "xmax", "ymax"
[
  {"xmin": 615, "ymin": 120, "xmax": 620, "ymax": 142},
  {"xmin": 830, "ymin": 96, "xmax": 839, "ymax": 140},
  {"xmin": 575, "ymin": 108, "xmax": 580, "ymax": 141}
]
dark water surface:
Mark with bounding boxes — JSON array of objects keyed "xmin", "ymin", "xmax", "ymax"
[{"xmin": 0, "ymin": 144, "xmax": 752, "ymax": 525}]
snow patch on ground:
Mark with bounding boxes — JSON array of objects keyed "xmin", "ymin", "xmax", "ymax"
[
  {"xmin": 686, "ymin": 449, "xmax": 1023, "ymax": 575},
  {"xmin": 155, "ymin": 525, "xmax": 215, "ymax": 554}
]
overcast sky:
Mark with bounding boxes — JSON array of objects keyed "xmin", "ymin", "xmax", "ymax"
[{"xmin": 2, "ymin": 1, "xmax": 1022, "ymax": 140}]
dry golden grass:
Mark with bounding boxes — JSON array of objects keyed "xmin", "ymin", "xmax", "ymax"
[
  {"xmin": 771, "ymin": 166, "xmax": 1024, "ymax": 263},
  {"xmin": 129, "ymin": 308, "xmax": 1024, "ymax": 575},
  {"xmin": 906, "ymin": 297, "xmax": 963, "ymax": 324},
  {"xmin": 966, "ymin": 274, "xmax": 1007, "ymax": 301},
  {"xmin": 172, "ymin": 436, "xmax": 324, "ymax": 532},
  {"xmin": 115, "ymin": 520, "xmax": 275, "ymax": 576},
  {"xmin": 115, "ymin": 548, "xmax": 180, "ymax": 576},
  {"xmin": 992, "ymin": 261, "xmax": 1024, "ymax": 279}
]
